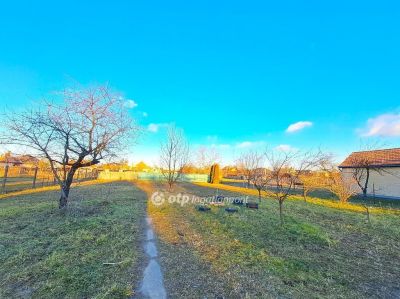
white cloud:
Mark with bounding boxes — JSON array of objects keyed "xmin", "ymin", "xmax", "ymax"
[
  {"xmin": 236, "ymin": 141, "xmax": 253, "ymax": 148},
  {"xmin": 147, "ymin": 123, "xmax": 160, "ymax": 133},
  {"xmin": 217, "ymin": 144, "xmax": 231, "ymax": 149},
  {"xmin": 147, "ymin": 123, "xmax": 168, "ymax": 133},
  {"xmin": 361, "ymin": 113, "xmax": 400, "ymax": 137},
  {"xmin": 235, "ymin": 141, "xmax": 265, "ymax": 149},
  {"xmin": 124, "ymin": 99, "xmax": 138, "ymax": 109},
  {"xmin": 142, "ymin": 112, "xmax": 148, "ymax": 117},
  {"xmin": 275, "ymin": 144, "xmax": 297, "ymax": 152},
  {"xmin": 207, "ymin": 143, "xmax": 231, "ymax": 150},
  {"xmin": 206, "ymin": 135, "xmax": 219, "ymax": 143},
  {"xmin": 286, "ymin": 121, "xmax": 313, "ymax": 133}
]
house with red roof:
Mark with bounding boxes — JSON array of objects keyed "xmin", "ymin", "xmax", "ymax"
[{"xmin": 339, "ymin": 148, "xmax": 400, "ymax": 199}]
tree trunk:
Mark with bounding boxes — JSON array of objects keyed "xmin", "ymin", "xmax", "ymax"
[
  {"xmin": 362, "ymin": 188, "xmax": 367, "ymax": 197},
  {"xmin": 258, "ymin": 189, "xmax": 261, "ymax": 202},
  {"xmin": 59, "ymin": 184, "xmax": 70, "ymax": 209},
  {"xmin": 279, "ymin": 200, "xmax": 284, "ymax": 226},
  {"xmin": 303, "ymin": 188, "xmax": 307, "ymax": 202},
  {"xmin": 363, "ymin": 169, "xmax": 370, "ymax": 198},
  {"xmin": 365, "ymin": 205, "xmax": 370, "ymax": 224},
  {"xmin": 58, "ymin": 168, "xmax": 76, "ymax": 209},
  {"xmin": 168, "ymin": 180, "xmax": 173, "ymax": 191}
]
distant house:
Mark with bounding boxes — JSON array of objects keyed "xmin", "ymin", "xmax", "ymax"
[
  {"xmin": 339, "ymin": 148, "xmax": 400, "ymax": 199},
  {"xmin": 0, "ymin": 154, "xmax": 39, "ymax": 168},
  {"xmin": 222, "ymin": 166, "xmax": 240, "ymax": 179},
  {"xmin": 18, "ymin": 155, "xmax": 39, "ymax": 167},
  {"xmin": 254, "ymin": 167, "xmax": 269, "ymax": 177},
  {"xmin": 0, "ymin": 156, "xmax": 23, "ymax": 167}
]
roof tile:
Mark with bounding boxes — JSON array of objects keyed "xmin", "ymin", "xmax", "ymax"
[{"xmin": 339, "ymin": 148, "xmax": 400, "ymax": 168}]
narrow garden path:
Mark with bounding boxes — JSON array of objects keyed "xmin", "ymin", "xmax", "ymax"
[{"xmin": 138, "ymin": 216, "xmax": 167, "ymax": 299}]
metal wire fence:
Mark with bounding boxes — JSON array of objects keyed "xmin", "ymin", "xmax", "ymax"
[{"xmin": 0, "ymin": 165, "xmax": 99, "ymax": 194}]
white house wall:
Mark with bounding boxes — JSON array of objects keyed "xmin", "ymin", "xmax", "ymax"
[{"xmin": 341, "ymin": 167, "xmax": 400, "ymax": 199}]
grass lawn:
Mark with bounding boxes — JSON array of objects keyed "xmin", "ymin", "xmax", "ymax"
[
  {"xmin": 143, "ymin": 181, "xmax": 400, "ymax": 298},
  {"xmin": 0, "ymin": 177, "xmax": 34, "ymax": 183},
  {"xmin": 1, "ymin": 177, "xmax": 99, "ymax": 194},
  {"xmin": 221, "ymin": 181, "xmax": 400, "ymax": 209},
  {"xmin": 1, "ymin": 182, "xmax": 39, "ymax": 193},
  {"xmin": 0, "ymin": 181, "xmax": 146, "ymax": 298}
]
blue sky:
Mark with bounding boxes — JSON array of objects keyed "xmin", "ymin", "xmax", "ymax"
[{"xmin": 1, "ymin": 1, "xmax": 400, "ymax": 165}]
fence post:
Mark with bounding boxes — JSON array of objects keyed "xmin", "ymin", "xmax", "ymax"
[
  {"xmin": 32, "ymin": 167, "xmax": 38, "ymax": 189},
  {"xmin": 2, "ymin": 165, "xmax": 9, "ymax": 194},
  {"xmin": 373, "ymin": 183, "xmax": 376, "ymax": 204}
]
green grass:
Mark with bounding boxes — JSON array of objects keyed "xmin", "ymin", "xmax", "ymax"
[
  {"xmin": 148, "ymin": 182, "xmax": 400, "ymax": 298},
  {"xmin": 0, "ymin": 177, "xmax": 34, "ymax": 183},
  {"xmin": 0, "ymin": 181, "xmax": 146, "ymax": 298},
  {"xmin": 222, "ymin": 181, "xmax": 400, "ymax": 209},
  {"xmin": 0, "ymin": 177, "xmax": 99, "ymax": 194},
  {"xmin": 2, "ymin": 179, "xmax": 399, "ymax": 298},
  {"xmin": 1, "ymin": 182, "xmax": 37, "ymax": 193}
]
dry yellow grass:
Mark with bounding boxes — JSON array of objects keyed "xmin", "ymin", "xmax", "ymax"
[
  {"xmin": 220, "ymin": 178, "xmax": 246, "ymax": 183},
  {"xmin": 135, "ymin": 181, "xmax": 255, "ymax": 271},
  {"xmin": 194, "ymin": 182, "xmax": 400, "ymax": 215},
  {"xmin": 136, "ymin": 180, "xmax": 182, "ymax": 244}
]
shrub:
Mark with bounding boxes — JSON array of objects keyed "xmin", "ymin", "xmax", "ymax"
[{"xmin": 208, "ymin": 163, "xmax": 221, "ymax": 184}]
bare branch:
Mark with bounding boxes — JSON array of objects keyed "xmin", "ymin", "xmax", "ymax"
[
  {"xmin": 159, "ymin": 126, "xmax": 189, "ymax": 190},
  {"xmin": 1, "ymin": 85, "xmax": 138, "ymax": 209}
]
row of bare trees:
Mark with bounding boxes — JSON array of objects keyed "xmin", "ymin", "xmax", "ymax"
[
  {"xmin": 0, "ymin": 85, "xmax": 214, "ymax": 207},
  {"xmin": 236, "ymin": 149, "xmax": 358, "ymax": 225},
  {"xmin": 158, "ymin": 133, "xmax": 363, "ymax": 225},
  {"xmin": 2, "ymin": 84, "xmax": 381, "ymax": 214}
]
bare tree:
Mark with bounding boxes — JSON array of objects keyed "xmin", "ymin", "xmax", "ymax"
[
  {"xmin": 247, "ymin": 153, "xmax": 267, "ymax": 201},
  {"xmin": 319, "ymin": 156, "xmax": 358, "ymax": 203},
  {"xmin": 299, "ymin": 172, "xmax": 323, "ymax": 202},
  {"xmin": 252, "ymin": 169, "xmax": 269, "ymax": 202},
  {"xmin": 236, "ymin": 151, "xmax": 261, "ymax": 188},
  {"xmin": 326, "ymin": 171, "xmax": 357, "ymax": 203},
  {"xmin": 1, "ymin": 85, "xmax": 136, "ymax": 209},
  {"xmin": 341, "ymin": 142, "xmax": 388, "ymax": 198},
  {"xmin": 324, "ymin": 156, "xmax": 373, "ymax": 222},
  {"xmin": 346, "ymin": 154, "xmax": 385, "ymax": 198},
  {"xmin": 264, "ymin": 148, "xmax": 327, "ymax": 225},
  {"xmin": 195, "ymin": 146, "xmax": 220, "ymax": 173},
  {"xmin": 160, "ymin": 126, "xmax": 189, "ymax": 190}
]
